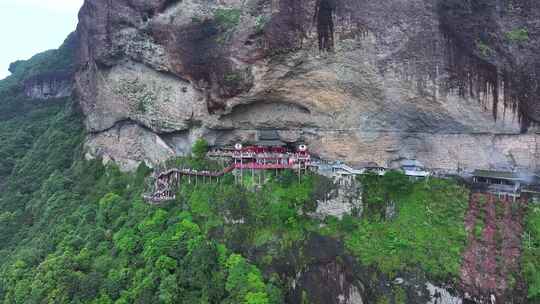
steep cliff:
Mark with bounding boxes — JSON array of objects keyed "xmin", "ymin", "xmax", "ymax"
[
  {"xmin": 8, "ymin": 33, "xmax": 77, "ymax": 101},
  {"xmin": 4, "ymin": 3, "xmax": 540, "ymax": 301},
  {"xmin": 22, "ymin": 71, "xmax": 72, "ymax": 100},
  {"xmin": 75, "ymin": 0, "xmax": 540, "ymax": 171}
]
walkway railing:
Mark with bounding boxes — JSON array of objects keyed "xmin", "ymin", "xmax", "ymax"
[{"xmin": 143, "ymin": 164, "xmax": 236, "ymax": 203}]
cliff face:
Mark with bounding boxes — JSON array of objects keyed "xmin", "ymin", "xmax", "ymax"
[
  {"xmin": 8, "ymin": 33, "xmax": 77, "ymax": 101},
  {"xmin": 23, "ymin": 72, "xmax": 72, "ymax": 100},
  {"xmin": 75, "ymin": 0, "xmax": 540, "ymax": 171}
]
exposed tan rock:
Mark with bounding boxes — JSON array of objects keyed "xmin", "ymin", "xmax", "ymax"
[
  {"xmin": 75, "ymin": 0, "xmax": 540, "ymax": 171},
  {"xmin": 85, "ymin": 122, "xmax": 175, "ymax": 171}
]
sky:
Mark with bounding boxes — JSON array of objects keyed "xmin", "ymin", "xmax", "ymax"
[{"xmin": 0, "ymin": 0, "xmax": 83, "ymax": 79}]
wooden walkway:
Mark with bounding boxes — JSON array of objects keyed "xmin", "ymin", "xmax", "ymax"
[
  {"xmin": 143, "ymin": 159, "xmax": 311, "ymax": 203},
  {"xmin": 143, "ymin": 165, "xmax": 236, "ymax": 203},
  {"xmin": 143, "ymin": 146, "xmax": 312, "ymax": 204}
]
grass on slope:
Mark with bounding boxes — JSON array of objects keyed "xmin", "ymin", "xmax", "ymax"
[{"xmin": 324, "ymin": 174, "xmax": 470, "ymax": 281}]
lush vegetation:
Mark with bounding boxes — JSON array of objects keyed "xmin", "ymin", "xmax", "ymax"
[
  {"xmin": 0, "ymin": 36, "xmax": 481, "ymax": 302},
  {"xmin": 0, "ymin": 36, "xmax": 83, "ymax": 251},
  {"xmin": 506, "ymin": 28, "xmax": 529, "ymax": 43},
  {"xmin": 0, "ymin": 62, "xmax": 315, "ymax": 302},
  {"xmin": 0, "ymin": 94, "xmax": 472, "ymax": 302},
  {"xmin": 214, "ymin": 8, "xmax": 241, "ymax": 29},
  {"xmin": 0, "ymin": 41, "xmax": 278, "ymax": 303},
  {"xmin": 476, "ymin": 39, "xmax": 493, "ymax": 58},
  {"xmin": 325, "ymin": 173, "xmax": 469, "ymax": 280},
  {"xmin": 0, "ymin": 41, "xmax": 473, "ymax": 302},
  {"xmin": 523, "ymin": 203, "xmax": 540, "ymax": 300},
  {"xmin": 192, "ymin": 138, "xmax": 210, "ymax": 160},
  {"xmin": 3, "ymin": 33, "xmax": 76, "ymax": 88},
  {"xmin": 0, "ymin": 98, "xmax": 284, "ymax": 303}
]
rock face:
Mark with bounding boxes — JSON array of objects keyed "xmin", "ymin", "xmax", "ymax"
[
  {"xmin": 425, "ymin": 283, "xmax": 463, "ymax": 304},
  {"xmin": 75, "ymin": 0, "xmax": 540, "ymax": 171},
  {"xmin": 84, "ymin": 121, "xmax": 175, "ymax": 171},
  {"xmin": 285, "ymin": 235, "xmax": 468, "ymax": 304},
  {"xmin": 313, "ymin": 177, "xmax": 362, "ymax": 219},
  {"xmin": 23, "ymin": 72, "xmax": 72, "ymax": 100},
  {"xmin": 288, "ymin": 236, "xmax": 367, "ymax": 304}
]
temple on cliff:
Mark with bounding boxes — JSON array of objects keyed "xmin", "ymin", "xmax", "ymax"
[
  {"xmin": 144, "ymin": 131, "xmax": 313, "ymax": 203},
  {"xmin": 210, "ymin": 130, "xmax": 311, "ymax": 172},
  {"xmin": 231, "ymin": 144, "xmax": 310, "ymax": 170},
  {"xmin": 471, "ymin": 170, "xmax": 535, "ymax": 199}
]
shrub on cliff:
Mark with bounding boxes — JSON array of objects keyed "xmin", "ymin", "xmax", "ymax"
[
  {"xmin": 506, "ymin": 28, "xmax": 529, "ymax": 43},
  {"xmin": 192, "ymin": 138, "xmax": 209, "ymax": 160},
  {"xmin": 346, "ymin": 178, "xmax": 469, "ymax": 280}
]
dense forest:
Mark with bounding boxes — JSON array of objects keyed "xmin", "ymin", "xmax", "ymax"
[{"xmin": 0, "ymin": 38, "xmax": 539, "ymax": 303}]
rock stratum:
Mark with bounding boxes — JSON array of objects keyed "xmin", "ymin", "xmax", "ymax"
[
  {"xmin": 24, "ymin": 71, "xmax": 73, "ymax": 100},
  {"xmin": 75, "ymin": 0, "xmax": 540, "ymax": 171}
]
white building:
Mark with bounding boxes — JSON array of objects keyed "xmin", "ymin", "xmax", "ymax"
[{"xmin": 400, "ymin": 159, "xmax": 430, "ymax": 180}]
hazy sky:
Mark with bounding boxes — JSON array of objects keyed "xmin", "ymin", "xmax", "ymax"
[{"xmin": 0, "ymin": 0, "xmax": 83, "ymax": 79}]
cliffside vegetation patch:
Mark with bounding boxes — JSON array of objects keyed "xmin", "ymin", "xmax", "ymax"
[
  {"xmin": 214, "ymin": 8, "xmax": 241, "ymax": 29},
  {"xmin": 506, "ymin": 28, "xmax": 529, "ymax": 43},
  {"xmin": 343, "ymin": 174, "xmax": 469, "ymax": 280}
]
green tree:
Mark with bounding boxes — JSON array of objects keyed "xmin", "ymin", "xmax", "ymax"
[
  {"xmin": 225, "ymin": 254, "xmax": 271, "ymax": 304},
  {"xmin": 192, "ymin": 139, "xmax": 209, "ymax": 160},
  {"xmin": 97, "ymin": 193, "xmax": 126, "ymax": 227}
]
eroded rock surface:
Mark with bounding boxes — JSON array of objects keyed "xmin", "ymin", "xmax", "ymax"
[
  {"xmin": 287, "ymin": 235, "xmax": 368, "ymax": 304},
  {"xmin": 285, "ymin": 235, "xmax": 468, "ymax": 304},
  {"xmin": 23, "ymin": 72, "xmax": 72, "ymax": 100},
  {"xmin": 313, "ymin": 177, "xmax": 362, "ymax": 219},
  {"xmin": 75, "ymin": 0, "xmax": 540, "ymax": 170}
]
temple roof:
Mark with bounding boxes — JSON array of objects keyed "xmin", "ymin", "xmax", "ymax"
[
  {"xmin": 401, "ymin": 159, "xmax": 425, "ymax": 168},
  {"xmin": 472, "ymin": 170, "xmax": 522, "ymax": 181},
  {"xmin": 354, "ymin": 161, "xmax": 383, "ymax": 169},
  {"xmin": 257, "ymin": 140, "xmax": 285, "ymax": 146}
]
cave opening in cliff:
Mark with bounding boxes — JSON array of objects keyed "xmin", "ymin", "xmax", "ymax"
[{"xmin": 315, "ymin": 0, "xmax": 336, "ymax": 51}]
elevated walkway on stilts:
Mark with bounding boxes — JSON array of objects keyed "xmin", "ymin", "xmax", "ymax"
[
  {"xmin": 143, "ymin": 165, "xmax": 236, "ymax": 203},
  {"xmin": 144, "ymin": 142, "xmax": 312, "ymax": 204},
  {"xmin": 143, "ymin": 162, "xmax": 306, "ymax": 203}
]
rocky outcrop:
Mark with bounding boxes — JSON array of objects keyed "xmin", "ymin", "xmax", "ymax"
[
  {"xmin": 74, "ymin": 0, "xmax": 540, "ymax": 171},
  {"xmin": 313, "ymin": 177, "xmax": 362, "ymax": 219},
  {"xmin": 84, "ymin": 121, "xmax": 175, "ymax": 171},
  {"xmin": 287, "ymin": 235, "xmax": 368, "ymax": 304},
  {"xmin": 9, "ymin": 33, "xmax": 77, "ymax": 101},
  {"xmin": 23, "ymin": 72, "xmax": 72, "ymax": 100},
  {"xmin": 284, "ymin": 235, "xmax": 468, "ymax": 304}
]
